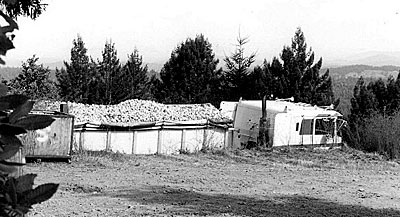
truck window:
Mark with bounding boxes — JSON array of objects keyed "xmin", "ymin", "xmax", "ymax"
[
  {"xmin": 315, "ymin": 118, "xmax": 334, "ymax": 136},
  {"xmin": 300, "ymin": 119, "xmax": 313, "ymax": 135}
]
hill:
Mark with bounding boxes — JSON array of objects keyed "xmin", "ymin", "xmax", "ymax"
[
  {"xmin": 0, "ymin": 66, "xmax": 57, "ymax": 81},
  {"xmin": 0, "ymin": 66, "xmax": 21, "ymax": 80},
  {"xmin": 325, "ymin": 51, "xmax": 400, "ymax": 67},
  {"xmin": 323, "ymin": 65, "xmax": 400, "ymax": 79}
]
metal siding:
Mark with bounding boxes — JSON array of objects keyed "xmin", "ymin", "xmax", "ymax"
[
  {"xmin": 184, "ymin": 129, "xmax": 204, "ymax": 152},
  {"xmin": 161, "ymin": 129, "xmax": 182, "ymax": 154},
  {"xmin": 204, "ymin": 128, "xmax": 225, "ymax": 149},
  {"xmin": 135, "ymin": 130, "xmax": 158, "ymax": 154},
  {"xmin": 73, "ymin": 125, "xmax": 229, "ymax": 154},
  {"xmin": 273, "ymin": 113, "xmax": 291, "ymax": 146},
  {"xmin": 82, "ymin": 132, "xmax": 107, "ymax": 151},
  {"xmin": 110, "ymin": 132, "xmax": 133, "ymax": 154},
  {"xmin": 73, "ymin": 132, "xmax": 80, "ymax": 152}
]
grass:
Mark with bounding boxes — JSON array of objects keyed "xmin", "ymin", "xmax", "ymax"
[
  {"xmin": 71, "ymin": 150, "xmax": 134, "ymax": 167},
  {"xmin": 70, "ymin": 145, "xmax": 398, "ymax": 172}
]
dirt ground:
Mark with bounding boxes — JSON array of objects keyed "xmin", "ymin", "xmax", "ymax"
[{"xmin": 24, "ymin": 147, "xmax": 400, "ymax": 217}]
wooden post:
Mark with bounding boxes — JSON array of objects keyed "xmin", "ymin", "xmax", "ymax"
[
  {"xmin": 181, "ymin": 129, "xmax": 186, "ymax": 152},
  {"xmin": 79, "ymin": 131, "xmax": 84, "ymax": 151},
  {"xmin": 106, "ymin": 130, "xmax": 111, "ymax": 151},
  {"xmin": 224, "ymin": 129, "xmax": 229, "ymax": 149},
  {"xmin": 132, "ymin": 131, "xmax": 137, "ymax": 154},
  {"xmin": 157, "ymin": 128, "xmax": 163, "ymax": 154}
]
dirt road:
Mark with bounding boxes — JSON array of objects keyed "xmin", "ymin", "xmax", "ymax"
[{"xmin": 26, "ymin": 148, "xmax": 400, "ymax": 216}]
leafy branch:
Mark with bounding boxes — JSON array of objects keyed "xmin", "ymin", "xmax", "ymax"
[{"xmin": 0, "ymin": 83, "xmax": 58, "ymax": 216}]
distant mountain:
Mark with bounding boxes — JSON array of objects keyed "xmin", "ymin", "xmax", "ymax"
[
  {"xmin": 0, "ymin": 66, "xmax": 20, "ymax": 80},
  {"xmin": 323, "ymin": 65, "xmax": 400, "ymax": 79},
  {"xmin": 325, "ymin": 51, "xmax": 400, "ymax": 67},
  {"xmin": 0, "ymin": 66, "xmax": 57, "ymax": 81},
  {"xmin": 44, "ymin": 61, "xmax": 64, "ymax": 69}
]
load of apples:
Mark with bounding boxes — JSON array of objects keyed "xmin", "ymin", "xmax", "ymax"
[{"xmin": 33, "ymin": 99, "xmax": 230, "ymax": 124}]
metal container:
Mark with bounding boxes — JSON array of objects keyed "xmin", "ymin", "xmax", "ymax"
[{"xmin": 21, "ymin": 111, "xmax": 74, "ymax": 162}]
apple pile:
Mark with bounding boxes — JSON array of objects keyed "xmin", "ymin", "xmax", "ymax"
[{"xmin": 33, "ymin": 99, "xmax": 231, "ymax": 124}]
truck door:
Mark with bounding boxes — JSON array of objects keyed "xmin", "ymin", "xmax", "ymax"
[
  {"xmin": 299, "ymin": 118, "xmax": 313, "ymax": 145},
  {"xmin": 273, "ymin": 113, "xmax": 290, "ymax": 146},
  {"xmin": 289, "ymin": 116, "xmax": 301, "ymax": 145}
]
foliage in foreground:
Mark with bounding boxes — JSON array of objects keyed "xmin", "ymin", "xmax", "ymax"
[
  {"xmin": 0, "ymin": 0, "xmax": 59, "ymax": 216},
  {"xmin": 0, "ymin": 91, "xmax": 58, "ymax": 216}
]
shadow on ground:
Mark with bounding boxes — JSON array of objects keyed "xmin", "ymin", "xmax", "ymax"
[{"xmin": 92, "ymin": 185, "xmax": 400, "ymax": 217}]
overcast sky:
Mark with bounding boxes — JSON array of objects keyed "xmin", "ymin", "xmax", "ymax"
[{"xmin": 2, "ymin": 0, "xmax": 400, "ymax": 67}]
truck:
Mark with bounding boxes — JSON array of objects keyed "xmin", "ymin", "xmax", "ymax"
[{"xmin": 221, "ymin": 99, "xmax": 345, "ymax": 147}]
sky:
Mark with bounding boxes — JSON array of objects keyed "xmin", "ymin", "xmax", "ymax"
[{"xmin": 2, "ymin": 0, "xmax": 400, "ymax": 68}]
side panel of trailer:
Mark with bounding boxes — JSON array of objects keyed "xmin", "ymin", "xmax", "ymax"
[{"xmin": 135, "ymin": 130, "xmax": 158, "ymax": 154}]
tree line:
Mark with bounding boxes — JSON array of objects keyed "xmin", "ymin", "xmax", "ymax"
[
  {"xmin": 4, "ymin": 27, "xmax": 335, "ymax": 109},
  {"xmin": 346, "ymin": 75, "xmax": 400, "ymax": 158}
]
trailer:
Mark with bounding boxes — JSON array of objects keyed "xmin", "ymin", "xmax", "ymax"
[
  {"xmin": 222, "ymin": 99, "xmax": 344, "ymax": 147},
  {"xmin": 73, "ymin": 120, "xmax": 237, "ymax": 154}
]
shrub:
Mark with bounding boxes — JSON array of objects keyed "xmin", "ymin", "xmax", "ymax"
[{"xmin": 355, "ymin": 112, "xmax": 400, "ymax": 159}]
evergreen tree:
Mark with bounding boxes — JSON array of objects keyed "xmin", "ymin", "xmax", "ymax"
[
  {"xmin": 115, "ymin": 49, "xmax": 150, "ymax": 101},
  {"xmin": 349, "ymin": 77, "xmax": 377, "ymax": 122},
  {"xmin": 249, "ymin": 61, "xmax": 273, "ymax": 100},
  {"xmin": 56, "ymin": 35, "xmax": 91, "ymax": 103},
  {"xmin": 250, "ymin": 58, "xmax": 289, "ymax": 100},
  {"xmin": 367, "ymin": 78, "xmax": 388, "ymax": 115},
  {"xmin": 158, "ymin": 34, "xmax": 222, "ymax": 106},
  {"xmin": 99, "ymin": 40, "xmax": 121, "ymax": 104},
  {"xmin": 269, "ymin": 27, "xmax": 335, "ymax": 105},
  {"xmin": 148, "ymin": 74, "xmax": 162, "ymax": 101},
  {"xmin": 314, "ymin": 69, "xmax": 335, "ymax": 106},
  {"xmin": 268, "ymin": 57, "xmax": 288, "ymax": 99},
  {"xmin": 9, "ymin": 55, "xmax": 56, "ymax": 99},
  {"xmin": 86, "ymin": 57, "xmax": 103, "ymax": 104},
  {"xmin": 347, "ymin": 77, "xmax": 377, "ymax": 148},
  {"xmin": 223, "ymin": 34, "xmax": 256, "ymax": 101},
  {"xmin": 386, "ymin": 74, "xmax": 400, "ymax": 114}
]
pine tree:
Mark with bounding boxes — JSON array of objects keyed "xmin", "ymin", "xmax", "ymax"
[
  {"xmin": 349, "ymin": 77, "xmax": 377, "ymax": 122},
  {"xmin": 115, "ymin": 49, "xmax": 150, "ymax": 101},
  {"xmin": 386, "ymin": 74, "xmax": 400, "ymax": 114},
  {"xmin": 270, "ymin": 27, "xmax": 335, "ymax": 106},
  {"xmin": 9, "ymin": 55, "xmax": 56, "ymax": 99},
  {"xmin": 251, "ymin": 57, "xmax": 289, "ymax": 100},
  {"xmin": 223, "ymin": 33, "xmax": 256, "ymax": 101},
  {"xmin": 249, "ymin": 61, "xmax": 273, "ymax": 100},
  {"xmin": 314, "ymin": 69, "xmax": 335, "ymax": 105},
  {"xmin": 86, "ymin": 57, "xmax": 103, "ymax": 104},
  {"xmin": 56, "ymin": 35, "xmax": 91, "ymax": 103},
  {"xmin": 158, "ymin": 34, "xmax": 222, "ymax": 106},
  {"xmin": 367, "ymin": 78, "xmax": 388, "ymax": 115},
  {"xmin": 99, "ymin": 40, "xmax": 121, "ymax": 105}
]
